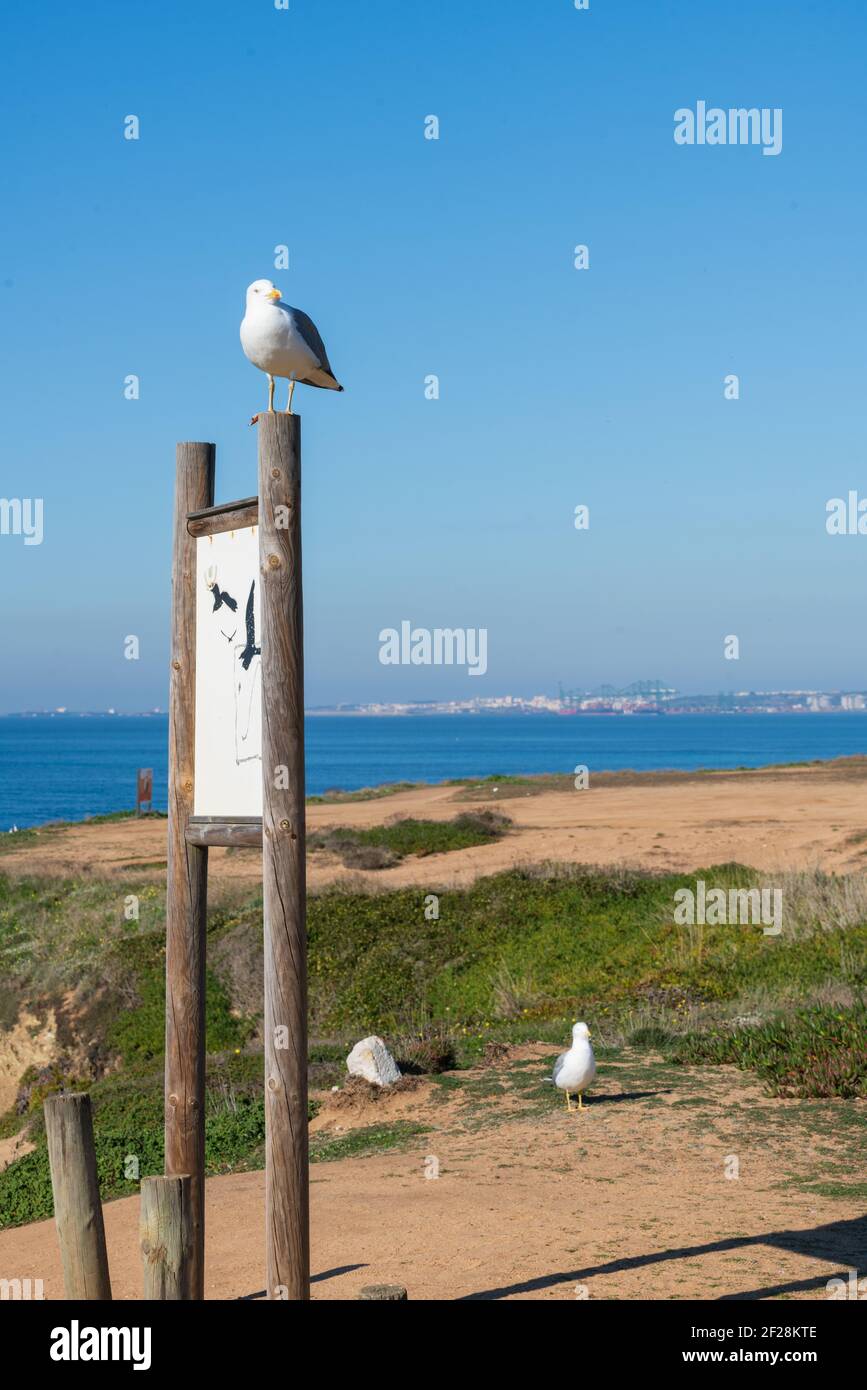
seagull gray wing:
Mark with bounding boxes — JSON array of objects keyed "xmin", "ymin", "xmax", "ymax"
[
  {"xmin": 286, "ymin": 305, "xmax": 342, "ymax": 387},
  {"xmin": 552, "ymin": 1050, "xmax": 569, "ymax": 1083}
]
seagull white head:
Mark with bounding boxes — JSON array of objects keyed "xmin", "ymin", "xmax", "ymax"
[
  {"xmin": 572, "ymin": 1021, "xmax": 591, "ymax": 1041},
  {"xmin": 246, "ymin": 278, "xmax": 282, "ymax": 306}
]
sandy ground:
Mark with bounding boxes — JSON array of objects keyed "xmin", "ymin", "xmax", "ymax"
[
  {"xmin": 2, "ymin": 760, "xmax": 867, "ymax": 890},
  {"xmin": 0, "ymin": 1047, "xmax": 862, "ymax": 1301}
]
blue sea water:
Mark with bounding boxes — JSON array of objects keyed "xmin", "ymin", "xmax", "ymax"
[{"xmin": 1, "ymin": 711, "xmax": 866, "ymax": 831}]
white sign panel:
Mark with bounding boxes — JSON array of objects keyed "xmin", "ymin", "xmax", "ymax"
[{"xmin": 194, "ymin": 526, "xmax": 263, "ymax": 817}]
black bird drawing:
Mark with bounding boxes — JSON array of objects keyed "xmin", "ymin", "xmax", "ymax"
[
  {"xmin": 211, "ymin": 583, "xmax": 237, "ymax": 614},
  {"xmin": 239, "ymin": 582, "xmax": 261, "ymax": 671}
]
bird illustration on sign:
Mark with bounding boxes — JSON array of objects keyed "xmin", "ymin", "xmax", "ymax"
[{"xmin": 203, "ymin": 564, "xmax": 262, "ymax": 766}]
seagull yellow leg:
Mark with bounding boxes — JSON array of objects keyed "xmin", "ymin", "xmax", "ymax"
[
  {"xmin": 285, "ymin": 380, "xmax": 296, "ymax": 414},
  {"xmin": 267, "ymin": 375, "xmax": 275, "ymax": 412},
  {"xmin": 578, "ymin": 1091, "xmax": 584, "ymax": 1111},
  {"xmin": 565, "ymin": 1092, "xmax": 572, "ymax": 1112}
]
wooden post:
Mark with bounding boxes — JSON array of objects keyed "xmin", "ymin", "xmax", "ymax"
[
  {"xmin": 44, "ymin": 1093, "xmax": 112, "ymax": 1300},
  {"xmin": 258, "ymin": 412, "xmax": 310, "ymax": 1300},
  {"xmin": 165, "ymin": 442, "xmax": 215, "ymax": 1300},
  {"xmin": 140, "ymin": 1175, "xmax": 193, "ymax": 1300}
]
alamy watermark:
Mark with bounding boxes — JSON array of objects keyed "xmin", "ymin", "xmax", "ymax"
[
  {"xmin": 50, "ymin": 1321, "xmax": 151, "ymax": 1370},
  {"xmin": 674, "ymin": 880, "xmax": 782, "ymax": 936},
  {"xmin": 1, "ymin": 1276, "xmax": 44, "ymax": 1300},
  {"xmin": 827, "ymin": 1271, "xmax": 867, "ymax": 1300},
  {"xmin": 0, "ymin": 497, "xmax": 43, "ymax": 545},
  {"xmin": 379, "ymin": 622, "xmax": 487, "ymax": 677},
  {"xmin": 826, "ymin": 492, "xmax": 867, "ymax": 535},
  {"xmin": 674, "ymin": 102, "xmax": 782, "ymax": 157}
]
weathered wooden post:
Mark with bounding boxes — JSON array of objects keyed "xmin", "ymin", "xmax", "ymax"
[
  {"xmin": 165, "ymin": 442, "xmax": 215, "ymax": 1300},
  {"xmin": 140, "ymin": 1175, "xmax": 194, "ymax": 1300},
  {"xmin": 44, "ymin": 1093, "xmax": 112, "ymax": 1300},
  {"xmin": 258, "ymin": 412, "xmax": 310, "ymax": 1300}
]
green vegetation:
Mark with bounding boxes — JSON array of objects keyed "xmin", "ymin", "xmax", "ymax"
[
  {"xmin": 306, "ymin": 781, "xmax": 424, "ymax": 804},
  {"xmin": 304, "ymin": 863, "xmax": 867, "ymax": 1036},
  {"xmin": 451, "ymin": 772, "xmax": 568, "ymax": 801},
  {"xmin": 0, "ymin": 1054, "xmax": 262, "ymax": 1229},
  {"xmin": 309, "ymin": 1121, "xmax": 431, "ymax": 1163},
  {"xmin": 307, "ymin": 809, "xmax": 511, "ymax": 868},
  {"xmin": 2, "ymin": 854, "xmax": 867, "ymax": 1228},
  {"xmin": 670, "ymin": 1006, "xmax": 867, "ymax": 1098},
  {"xmin": 4, "ymin": 862, "xmax": 867, "ymax": 1062},
  {"xmin": 0, "ymin": 1052, "xmax": 427, "ymax": 1228}
]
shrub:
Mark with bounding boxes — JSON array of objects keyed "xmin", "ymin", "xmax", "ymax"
[
  {"xmin": 628, "ymin": 1023, "xmax": 678, "ymax": 1050},
  {"xmin": 308, "ymin": 811, "xmax": 511, "ymax": 868},
  {"xmin": 338, "ymin": 843, "xmax": 399, "ymax": 871},
  {"xmin": 672, "ymin": 1006, "xmax": 867, "ymax": 1097},
  {"xmin": 392, "ymin": 1019, "xmax": 457, "ymax": 1074}
]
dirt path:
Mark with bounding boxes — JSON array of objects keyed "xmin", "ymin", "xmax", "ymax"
[
  {"xmin": 1, "ymin": 1049, "xmax": 863, "ymax": 1301},
  {"xmin": 3, "ymin": 761, "xmax": 867, "ymax": 889}
]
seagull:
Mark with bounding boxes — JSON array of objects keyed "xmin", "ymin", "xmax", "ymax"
[
  {"xmin": 240, "ymin": 278, "xmax": 343, "ymax": 415},
  {"xmin": 552, "ymin": 1021, "xmax": 596, "ymax": 1112}
]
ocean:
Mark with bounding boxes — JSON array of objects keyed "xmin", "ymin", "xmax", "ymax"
[{"xmin": 1, "ymin": 711, "xmax": 867, "ymax": 832}]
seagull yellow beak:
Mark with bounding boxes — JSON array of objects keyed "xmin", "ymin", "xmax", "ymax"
[{"xmin": 267, "ymin": 288, "xmax": 282, "ymax": 301}]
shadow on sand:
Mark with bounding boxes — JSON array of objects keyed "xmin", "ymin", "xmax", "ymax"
[{"xmin": 457, "ymin": 1215, "xmax": 867, "ymax": 1301}]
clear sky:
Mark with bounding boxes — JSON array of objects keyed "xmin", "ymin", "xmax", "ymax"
[{"xmin": 1, "ymin": 0, "xmax": 865, "ymax": 711}]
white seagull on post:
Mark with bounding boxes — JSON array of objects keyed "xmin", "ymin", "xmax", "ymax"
[
  {"xmin": 553, "ymin": 1021, "xmax": 596, "ymax": 1112},
  {"xmin": 240, "ymin": 278, "xmax": 343, "ymax": 417}
]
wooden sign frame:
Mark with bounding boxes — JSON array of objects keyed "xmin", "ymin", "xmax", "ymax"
[
  {"xmin": 165, "ymin": 418, "xmax": 309, "ymax": 1301},
  {"xmin": 187, "ymin": 495, "xmax": 264, "ymax": 843}
]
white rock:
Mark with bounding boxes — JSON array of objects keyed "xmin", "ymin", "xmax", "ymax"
[{"xmin": 346, "ymin": 1035, "xmax": 401, "ymax": 1087}]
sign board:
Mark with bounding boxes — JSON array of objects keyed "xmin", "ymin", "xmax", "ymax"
[
  {"xmin": 137, "ymin": 767, "xmax": 153, "ymax": 814},
  {"xmin": 193, "ymin": 525, "xmax": 263, "ymax": 817}
]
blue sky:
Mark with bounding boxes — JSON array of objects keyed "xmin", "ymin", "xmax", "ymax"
[{"xmin": 1, "ymin": 0, "xmax": 866, "ymax": 711}]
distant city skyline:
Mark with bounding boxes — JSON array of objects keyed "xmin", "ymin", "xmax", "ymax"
[{"xmin": 5, "ymin": 686, "xmax": 867, "ymax": 719}]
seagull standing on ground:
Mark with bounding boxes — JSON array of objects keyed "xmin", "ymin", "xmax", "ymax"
[
  {"xmin": 240, "ymin": 278, "xmax": 343, "ymax": 415},
  {"xmin": 553, "ymin": 1021, "xmax": 596, "ymax": 1112}
]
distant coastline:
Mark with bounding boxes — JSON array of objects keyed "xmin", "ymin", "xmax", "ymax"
[{"xmin": 4, "ymin": 693, "xmax": 867, "ymax": 721}]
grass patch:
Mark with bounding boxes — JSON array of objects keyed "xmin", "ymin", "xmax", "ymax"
[
  {"xmin": 0, "ymin": 1091, "xmax": 430, "ymax": 1229},
  {"xmin": 310, "ymin": 1121, "xmax": 431, "ymax": 1163},
  {"xmin": 0, "ymin": 1048, "xmax": 314, "ymax": 1230},
  {"xmin": 627, "ymin": 1023, "xmax": 679, "ymax": 1050},
  {"xmin": 303, "ymin": 865, "xmax": 867, "ymax": 1037},
  {"xmin": 103, "ymin": 931, "xmax": 252, "ymax": 1064},
  {"xmin": 306, "ymin": 782, "xmax": 424, "ymax": 804},
  {"xmin": 671, "ymin": 1007, "xmax": 867, "ymax": 1098},
  {"xmin": 307, "ymin": 810, "xmax": 510, "ymax": 868},
  {"xmin": 793, "ymin": 1181, "xmax": 867, "ymax": 1199}
]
